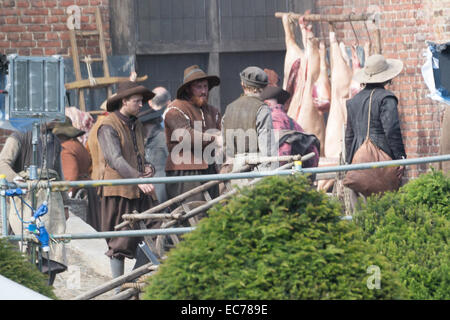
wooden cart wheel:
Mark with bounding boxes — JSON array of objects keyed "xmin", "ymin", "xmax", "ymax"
[{"xmin": 155, "ymin": 200, "xmax": 207, "ymax": 257}]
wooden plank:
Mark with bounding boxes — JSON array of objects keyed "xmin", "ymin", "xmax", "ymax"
[
  {"xmin": 202, "ymin": 191, "xmax": 212, "ymax": 202},
  {"xmin": 65, "ymin": 75, "xmax": 148, "ymax": 90},
  {"xmin": 75, "ymin": 30, "xmax": 100, "ymax": 36},
  {"xmin": 69, "ymin": 29, "xmax": 86, "ymax": 111}
]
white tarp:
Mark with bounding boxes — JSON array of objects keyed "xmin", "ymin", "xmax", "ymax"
[
  {"xmin": 421, "ymin": 44, "xmax": 450, "ymax": 106},
  {"xmin": 0, "ymin": 275, "xmax": 51, "ymax": 300}
]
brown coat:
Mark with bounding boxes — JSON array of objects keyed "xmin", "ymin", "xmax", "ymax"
[
  {"xmin": 97, "ymin": 112, "xmax": 146, "ymax": 199},
  {"xmin": 60, "ymin": 138, "xmax": 92, "ymax": 192},
  {"xmin": 164, "ymin": 99, "xmax": 221, "ymax": 171}
]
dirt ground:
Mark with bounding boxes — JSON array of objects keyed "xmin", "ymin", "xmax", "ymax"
[
  {"xmin": 51, "ymin": 243, "xmax": 138, "ymax": 300},
  {"xmin": 52, "ymin": 262, "xmax": 116, "ymax": 300}
]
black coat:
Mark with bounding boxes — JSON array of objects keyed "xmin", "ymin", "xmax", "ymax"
[{"xmin": 345, "ymin": 85, "xmax": 407, "ymax": 164}]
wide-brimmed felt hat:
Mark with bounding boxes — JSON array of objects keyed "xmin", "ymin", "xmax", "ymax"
[
  {"xmin": 260, "ymin": 86, "xmax": 291, "ymax": 105},
  {"xmin": 354, "ymin": 54, "xmax": 403, "ymax": 84},
  {"xmin": 106, "ymin": 81, "xmax": 155, "ymax": 112},
  {"xmin": 52, "ymin": 116, "xmax": 85, "ymax": 138},
  {"xmin": 176, "ymin": 65, "xmax": 220, "ymax": 99}
]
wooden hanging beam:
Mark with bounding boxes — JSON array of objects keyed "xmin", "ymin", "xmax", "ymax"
[
  {"xmin": 275, "ymin": 12, "xmax": 378, "ymax": 22},
  {"xmin": 275, "ymin": 12, "xmax": 382, "ymax": 54}
]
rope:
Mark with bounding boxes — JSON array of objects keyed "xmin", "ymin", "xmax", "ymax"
[
  {"xmin": 120, "ymin": 273, "xmax": 153, "ymax": 292},
  {"xmin": 83, "ymin": 55, "xmax": 97, "ymax": 86}
]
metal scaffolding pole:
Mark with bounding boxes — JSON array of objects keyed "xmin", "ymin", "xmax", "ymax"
[
  {"xmin": 6, "ymin": 154, "xmax": 448, "ymax": 190},
  {"xmin": 2, "ymin": 154, "xmax": 449, "ymax": 238},
  {"xmin": 3, "ymin": 227, "xmax": 195, "ymax": 242}
]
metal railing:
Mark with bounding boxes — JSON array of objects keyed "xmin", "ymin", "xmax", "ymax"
[{"xmin": 1, "ymin": 153, "xmax": 449, "ymax": 241}]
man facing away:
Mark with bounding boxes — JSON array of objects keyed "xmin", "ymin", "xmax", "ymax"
[
  {"xmin": 138, "ymin": 87, "xmax": 171, "ymax": 204},
  {"xmin": 222, "ymin": 66, "xmax": 278, "ymax": 173},
  {"xmin": 94, "ymin": 81, "xmax": 156, "ymax": 282},
  {"xmin": 164, "ymin": 65, "xmax": 222, "ymax": 206}
]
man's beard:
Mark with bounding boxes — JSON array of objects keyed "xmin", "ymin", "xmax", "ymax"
[{"xmin": 191, "ymin": 95, "xmax": 208, "ymax": 107}]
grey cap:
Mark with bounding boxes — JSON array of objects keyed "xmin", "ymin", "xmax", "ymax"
[{"xmin": 240, "ymin": 66, "xmax": 268, "ymax": 88}]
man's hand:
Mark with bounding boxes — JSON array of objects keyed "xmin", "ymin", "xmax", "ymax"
[
  {"xmin": 138, "ymin": 183, "xmax": 155, "ymax": 195},
  {"xmin": 142, "ymin": 164, "xmax": 155, "ymax": 178}
]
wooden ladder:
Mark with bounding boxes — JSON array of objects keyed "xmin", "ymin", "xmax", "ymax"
[{"xmin": 66, "ymin": 7, "xmax": 147, "ymax": 111}]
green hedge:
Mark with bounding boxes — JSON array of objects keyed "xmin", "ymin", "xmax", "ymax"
[
  {"xmin": 354, "ymin": 170, "xmax": 450, "ymax": 299},
  {"xmin": 0, "ymin": 238, "xmax": 57, "ymax": 299},
  {"xmin": 144, "ymin": 175, "xmax": 406, "ymax": 300}
]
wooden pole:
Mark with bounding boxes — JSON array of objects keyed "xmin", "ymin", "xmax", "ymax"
[
  {"xmin": 95, "ymin": 7, "xmax": 113, "ymax": 98},
  {"xmin": 72, "ymin": 263, "xmax": 158, "ymax": 300},
  {"xmin": 109, "ymin": 288, "xmax": 139, "ymax": 300},
  {"xmin": 69, "ymin": 29, "xmax": 86, "ymax": 111},
  {"xmin": 114, "ymin": 165, "xmax": 252, "ymax": 230},
  {"xmin": 275, "ymin": 12, "xmax": 375, "ymax": 22}
]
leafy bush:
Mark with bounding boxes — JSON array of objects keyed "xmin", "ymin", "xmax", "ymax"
[
  {"xmin": 0, "ymin": 238, "xmax": 57, "ymax": 299},
  {"xmin": 354, "ymin": 170, "xmax": 450, "ymax": 299},
  {"xmin": 144, "ymin": 175, "xmax": 406, "ymax": 300}
]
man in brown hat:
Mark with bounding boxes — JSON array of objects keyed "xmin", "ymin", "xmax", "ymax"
[
  {"xmin": 164, "ymin": 65, "xmax": 222, "ymax": 205},
  {"xmin": 94, "ymin": 81, "xmax": 156, "ymax": 283},
  {"xmin": 222, "ymin": 66, "xmax": 278, "ymax": 172}
]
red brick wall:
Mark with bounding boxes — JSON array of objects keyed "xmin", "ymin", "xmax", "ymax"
[
  {"xmin": 1, "ymin": 0, "xmax": 448, "ymax": 180},
  {"xmin": 0, "ymin": 0, "xmax": 111, "ymax": 148},
  {"xmin": 314, "ymin": 0, "xmax": 449, "ymax": 179}
]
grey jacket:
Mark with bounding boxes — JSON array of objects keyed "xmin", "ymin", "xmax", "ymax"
[{"xmin": 144, "ymin": 120, "xmax": 169, "ymax": 203}]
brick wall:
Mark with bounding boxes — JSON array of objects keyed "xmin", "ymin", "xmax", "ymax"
[
  {"xmin": 1, "ymin": 0, "xmax": 448, "ymax": 180},
  {"xmin": 0, "ymin": 0, "xmax": 111, "ymax": 149},
  {"xmin": 314, "ymin": 0, "xmax": 449, "ymax": 179}
]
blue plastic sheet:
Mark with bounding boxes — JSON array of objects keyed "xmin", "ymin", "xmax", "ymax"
[{"xmin": 422, "ymin": 42, "xmax": 450, "ymax": 105}]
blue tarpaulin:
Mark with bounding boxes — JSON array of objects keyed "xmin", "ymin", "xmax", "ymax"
[{"xmin": 422, "ymin": 41, "xmax": 450, "ymax": 105}]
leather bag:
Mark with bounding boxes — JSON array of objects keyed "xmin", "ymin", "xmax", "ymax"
[{"xmin": 343, "ymin": 89, "xmax": 400, "ymax": 197}]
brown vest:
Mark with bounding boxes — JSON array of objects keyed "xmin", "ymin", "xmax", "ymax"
[
  {"xmin": 97, "ymin": 112, "xmax": 146, "ymax": 199},
  {"xmin": 223, "ymin": 95, "xmax": 264, "ymax": 156},
  {"xmin": 164, "ymin": 99, "xmax": 221, "ymax": 171},
  {"xmin": 87, "ymin": 115, "xmax": 106, "ymax": 182}
]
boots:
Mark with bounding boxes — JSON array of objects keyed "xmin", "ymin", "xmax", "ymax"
[{"xmin": 110, "ymin": 257, "xmax": 124, "ymax": 294}]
